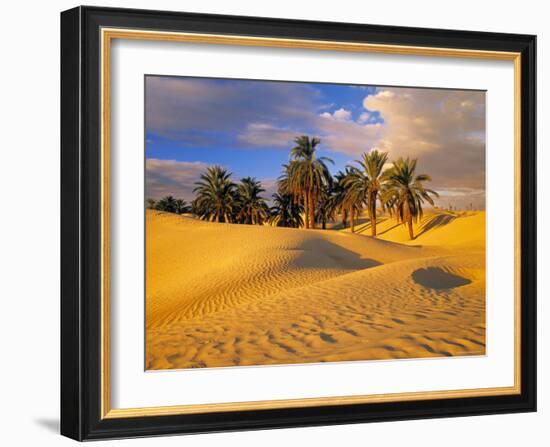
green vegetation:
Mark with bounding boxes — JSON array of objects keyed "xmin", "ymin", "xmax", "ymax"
[{"xmin": 147, "ymin": 136, "xmax": 438, "ymax": 239}]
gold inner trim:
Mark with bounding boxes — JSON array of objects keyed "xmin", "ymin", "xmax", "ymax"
[
  {"xmin": 100, "ymin": 27, "xmax": 522, "ymax": 419},
  {"xmin": 103, "ymin": 28, "xmax": 520, "ymax": 60},
  {"xmin": 105, "ymin": 386, "xmax": 519, "ymax": 418}
]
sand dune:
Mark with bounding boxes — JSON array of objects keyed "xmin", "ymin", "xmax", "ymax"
[
  {"xmin": 352, "ymin": 209, "xmax": 485, "ymax": 249},
  {"xmin": 146, "ymin": 209, "xmax": 485, "ymax": 370}
]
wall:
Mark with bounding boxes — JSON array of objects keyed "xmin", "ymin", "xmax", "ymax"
[{"xmin": 0, "ymin": 0, "xmax": 545, "ymax": 445}]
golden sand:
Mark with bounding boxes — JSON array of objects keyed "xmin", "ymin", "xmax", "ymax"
[{"xmin": 146, "ymin": 209, "xmax": 486, "ymax": 370}]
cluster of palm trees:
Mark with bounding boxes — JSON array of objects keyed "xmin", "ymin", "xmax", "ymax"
[
  {"xmin": 147, "ymin": 196, "xmax": 190, "ymax": 215},
  {"xmin": 147, "ymin": 135, "xmax": 439, "ymax": 239},
  {"xmin": 192, "ymin": 169, "xmax": 270, "ymax": 224},
  {"xmin": 275, "ymin": 136, "xmax": 439, "ymax": 239},
  {"xmin": 147, "ymin": 171, "xmax": 270, "ymax": 225}
]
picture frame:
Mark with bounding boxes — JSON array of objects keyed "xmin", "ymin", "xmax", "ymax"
[{"xmin": 60, "ymin": 5, "xmax": 536, "ymax": 441}]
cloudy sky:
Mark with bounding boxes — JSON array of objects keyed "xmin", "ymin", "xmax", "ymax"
[{"xmin": 145, "ymin": 75, "xmax": 486, "ymax": 209}]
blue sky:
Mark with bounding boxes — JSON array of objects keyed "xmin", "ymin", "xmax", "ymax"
[
  {"xmin": 147, "ymin": 137, "xmax": 351, "ymax": 180},
  {"xmin": 146, "ymin": 79, "xmax": 381, "ymax": 178},
  {"xmin": 145, "ymin": 76, "xmax": 486, "ymax": 209}
]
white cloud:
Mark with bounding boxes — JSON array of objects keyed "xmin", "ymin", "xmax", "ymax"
[
  {"xmin": 362, "ymin": 87, "xmax": 486, "ymax": 191},
  {"xmin": 146, "ymin": 158, "xmax": 278, "ymax": 204},
  {"xmin": 145, "ymin": 76, "xmax": 317, "ymax": 141},
  {"xmin": 369, "ymin": 90, "xmax": 395, "ymax": 101},
  {"xmin": 317, "ymin": 120, "xmax": 382, "ymax": 154},
  {"xmin": 433, "ymin": 187, "xmax": 486, "ymax": 210},
  {"xmin": 146, "ymin": 77, "xmax": 486, "ymax": 208},
  {"xmin": 237, "ymin": 123, "xmax": 298, "ymax": 148},
  {"xmin": 320, "ymin": 107, "xmax": 352, "ymax": 121},
  {"xmin": 357, "ymin": 111, "xmax": 373, "ymax": 124},
  {"xmin": 145, "ymin": 159, "xmax": 209, "ymax": 201},
  {"xmin": 332, "ymin": 108, "xmax": 352, "ymax": 121}
]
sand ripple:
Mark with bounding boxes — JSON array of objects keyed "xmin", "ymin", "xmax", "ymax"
[{"xmin": 146, "ymin": 210, "xmax": 486, "ymax": 370}]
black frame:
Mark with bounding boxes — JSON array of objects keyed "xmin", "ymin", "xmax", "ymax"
[{"xmin": 61, "ymin": 6, "xmax": 537, "ymax": 441}]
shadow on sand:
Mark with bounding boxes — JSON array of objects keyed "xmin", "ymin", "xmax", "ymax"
[
  {"xmin": 321, "ymin": 210, "xmax": 473, "ymax": 242},
  {"xmin": 415, "ymin": 213, "xmax": 458, "ymax": 238},
  {"xmin": 330, "ymin": 216, "xmax": 396, "ymax": 236},
  {"xmin": 294, "ymin": 238, "xmax": 381, "ymax": 271},
  {"xmin": 412, "ymin": 267, "xmax": 471, "ymax": 290}
]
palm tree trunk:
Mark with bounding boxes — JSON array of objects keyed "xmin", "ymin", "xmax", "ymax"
[
  {"xmin": 350, "ymin": 208, "xmax": 355, "ymax": 233},
  {"xmin": 369, "ymin": 193, "xmax": 377, "ymax": 236},
  {"xmin": 308, "ymin": 189, "xmax": 315, "ymax": 229},
  {"xmin": 303, "ymin": 192, "xmax": 309, "ymax": 229},
  {"xmin": 407, "ymin": 218, "xmax": 414, "ymax": 240},
  {"xmin": 370, "ymin": 203, "xmax": 377, "ymax": 236},
  {"xmin": 342, "ymin": 209, "xmax": 348, "ymax": 228}
]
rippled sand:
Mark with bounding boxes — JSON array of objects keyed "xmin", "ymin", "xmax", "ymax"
[{"xmin": 146, "ymin": 209, "xmax": 485, "ymax": 370}]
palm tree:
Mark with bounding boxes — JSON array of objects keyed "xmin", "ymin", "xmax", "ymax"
[
  {"xmin": 154, "ymin": 196, "xmax": 190, "ymax": 214},
  {"xmin": 236, "ymin": 177, "xmax": 269, "ymax": 225},
  {"xmin": 193, "ymin": 165, "xmax": 237, "ymax": 223},
  {"xmin": 343, "ymin": 150, "xmax": 389, "ymax": 236},
  {"xmin": 331, "ymin": 169, "xmax": 352, "ymax": 228},
  {"xmin": 155, "ymin": 195, "xmax": 178, "ymax": 213},
  {"xmin": 381, "ymin": 191, "xmax": 398, "ymax": 219},
  {"xmin": 146, "ymin": 198, "xmax": 156, "ymax": 210},
  {"xmin": 340, "ymin": 182, "xmax": 364, "ymax": 233},
  {"xmin": 315, "ymin": 185, "xmax": 336, "ymax": 230},
  {"xmin": 381, "ymin": 157, "xmax": 439, "ymax": 239},
  {"xmin": 283, "ymin": 136, "xmax": 333, "ymax": 229},
  {"xmin": 330, "ymin": 169, "xmax": 362, "ymax": 233},
  {"xmin": 269, "ymin": 192, "xmax": 304, "ymax": 228},
  {"xmin": 174, "ymin": 199, "xmax": 191, "ymax": 215}
]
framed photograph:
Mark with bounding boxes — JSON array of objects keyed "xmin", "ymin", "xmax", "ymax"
[{"xmin": 60, "ymin": 6, "xmax": 536, "ymax": 441}]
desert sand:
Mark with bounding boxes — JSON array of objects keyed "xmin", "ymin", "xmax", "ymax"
[{"xmin": 146, "ymin": 209, "xmax": 485, "ymax": 370}]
